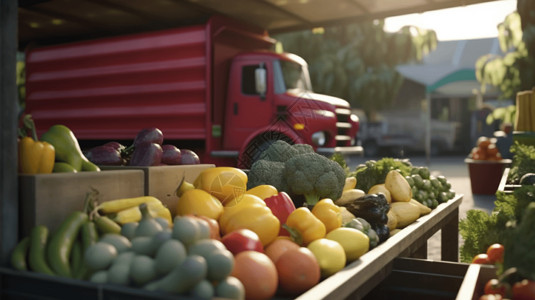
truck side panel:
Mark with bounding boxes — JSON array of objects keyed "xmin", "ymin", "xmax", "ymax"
[{"xmin": 26, "ymin": 26, "xmax": 209, "ymax": 140}]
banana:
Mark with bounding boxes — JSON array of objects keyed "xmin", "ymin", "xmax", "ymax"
[{"xmin": 335, "ymin": 188, "xmax": 365, "ymax": 206}]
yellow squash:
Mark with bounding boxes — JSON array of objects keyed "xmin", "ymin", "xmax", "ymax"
[{"xmin": 385, "ymin": 170, "xmax": 412, "ymax": 202}]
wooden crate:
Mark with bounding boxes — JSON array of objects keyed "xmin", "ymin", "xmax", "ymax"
[
  {"xmin": 364, "ymin": 257, "xmax": 469, "ymax": 300},
  {"xmin": 101, "ymin": 164, "xmax": 215, "ymax": 215},
  {"xmin": 19, "ymin": 170, "xmax": 145, "ymax": 236},
  {"xmin": 497, "ymin": 168, "xmax": 521, "ymax": 194},
  {"xmin": 456, "ymin": 264, "xmax": 497, "ymax": 300}
]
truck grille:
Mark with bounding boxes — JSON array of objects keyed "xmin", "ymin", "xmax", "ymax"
[{"xmin": 335, "ymin": 108, "xmax": 353, "ymax": 146}]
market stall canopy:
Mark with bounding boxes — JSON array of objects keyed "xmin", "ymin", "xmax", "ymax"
[
  {"xmin": 18, "ymin": 0, "xmax": 497, "ymax": 48},
  {"xmin": 396, "ymin": 37, "xmax": 502, "ymax": 96}
]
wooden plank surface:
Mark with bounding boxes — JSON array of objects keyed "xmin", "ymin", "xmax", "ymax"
[{"xmin": 296, "ymin": 194, "xmax": 463, "ymax": 300}]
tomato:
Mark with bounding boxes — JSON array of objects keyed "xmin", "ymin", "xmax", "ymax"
[
  {"xmin": 264, "ymin": 238, "xmax": 300, "ymax": 263},
  {"xmin": 231, "ymin": 251, "xmax": 278, "ymax": 300},
  {"xmin": 484, "ymin": 279, "xmax": 506, "ymax": 297},
  {"xmin": 187, "ymin": 214, "xmax": 221, "ymax": 240},
  {"xmin": 512, "ymin": 279, "xmax": 535, "ymax": 300},
  {"xmin": 472, "ymin": 253, "xmax": 491, "ymax": 264},
  {"xmin": 307, "ymin": 238, "xmax": 346, "ymax": 278},
  {"xmin": 221, "ymin": 229, "xmax": 264, "ymax": 255},
  {"xmin": 477, "ymin": 136, "xmax": 491, "ymax": 150},
  {"xmin": 486, "ymin": 244, "xmax": 504, "ymax": 264},
  {"xmin": 486, "ymin": 144, "xmax": 499, "ymax": 156},
  {"xmin": 275, "ymin": 247, "xmax": 320, "ymax": 295}
]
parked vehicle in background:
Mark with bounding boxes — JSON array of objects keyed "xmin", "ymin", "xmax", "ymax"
[
  {"xmin": 356, "ymin": 110, "xmax": 460, "ymax": 157},
  {"xmin": 24, "ymin": 16, "xmax": 362, "ymax": 168}
]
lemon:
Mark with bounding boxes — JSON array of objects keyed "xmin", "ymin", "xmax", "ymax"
[
  {"xmin": 307, "ymin": 238, "xmax": 346, "ymax": 277},
  {"xmin": 325, "ymin": 227, "xmax": 369, "ymax": 262}
]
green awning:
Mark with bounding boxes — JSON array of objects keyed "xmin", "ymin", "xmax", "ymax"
[{"xmin": 426, "ymin": 68, "xmax": 476, "ymax": 93}]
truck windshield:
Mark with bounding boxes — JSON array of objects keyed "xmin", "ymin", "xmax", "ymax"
[{"xmin": 279, "ymin": 60, "xmax": 312, "ymax": 93}]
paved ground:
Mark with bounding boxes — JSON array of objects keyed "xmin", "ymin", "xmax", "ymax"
[{"xmin": 346, "ymin": 155, "xmax": 497, "ymax": 262}]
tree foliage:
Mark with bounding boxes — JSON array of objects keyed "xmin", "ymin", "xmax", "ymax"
[
  {"xmin": 273, "ymin": 20, "xmax": 437, "ymax": 117},
  {"xmin": 476, "ymin": 0, "xmax": 535, "ymax": 99}
]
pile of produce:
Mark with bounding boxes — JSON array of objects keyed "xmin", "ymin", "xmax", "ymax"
[
  {"xmin": 349, "ymin": 158, "xmax": 456, "ymax": 209},
  {"xmin": 468, "ymin": 136, "xmax": 504, "ymax": 161},
  {"xmin": 85, "ymin": 127, "xmax": 200, "ymax": 167},
  {"xmin": 11, "ymin": 140, "xmax": 459, "ymax": 299},
  {"xmin": 460, "ymin": 181, "xmax": 535, "ymax": 299},
  {"xmin": 18, "ymin": 115, "xmax": 100, "ymax": 174},
  {"xmin": 507, "ymin": 142, "xmax": 535, "ymax": 184}
]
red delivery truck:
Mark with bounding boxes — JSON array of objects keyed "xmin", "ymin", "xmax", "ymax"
[{"xmin": 25, "ymin": 16, "xmax": 362, "ymax": 168}]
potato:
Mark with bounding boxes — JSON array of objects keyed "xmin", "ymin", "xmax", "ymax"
[
  {"xmin": 368, "ymin": 184, "xmax": 391, "ymax": 203},
  {"xmin": 410, "ymin": 199, "xmax": 432, "ymax": 215},
  {"xmin": 390, "ymin": 202, "xmax": 421, "ymax": 228},
  {"xmin": 385, "ymin": 170, "xmax": 412, "ymax": 202},
  {"xmin": 343, "ymin": 177, "xmax": 357, "ymax": 191},
  {"xmin": 386, "ymin": 209, "xmax": 398, "ymax": 231},
  {"xmin": 335, "ymin": 188, "xmax": 366, "ymax": 206}
]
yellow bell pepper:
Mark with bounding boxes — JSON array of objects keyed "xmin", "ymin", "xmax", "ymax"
[
  {"xmin": 285, "ymin": 207, "xmax": 326, "ymax": 246},
  {"xmin": 312, "ymin": 198, "xmax": 343, "ymax": 233},
  {"xmin": 176, "ymin": 188, "xmax": 224, "ymax": 220},
  {"xmin": 18, "ymin": 136, "xmax": 55, "ymax": 174},
  {"xmin": 219, "ymin": 194, "xmax": 280, "ymax": 246},
  {"xmin": 245, "ymin": 184, "xmax": 278, "ymax": 200},
  {"xmin": 176, "ymin": 167, "xmax": 248, "ymax": 205}
]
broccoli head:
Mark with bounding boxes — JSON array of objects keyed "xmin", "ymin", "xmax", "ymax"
[
  {"xmin": 292, "ymin": 143, "xmax": 314, "ymax": 155},
  {"xmin": 258, "ymin": 140, "xmax": 298, "ymax": 162},
  {"xmin": 283, "ymin": 152, "xmax": 346, "ymax": 207},
  {"xmin": 246, "ymin": 159, "xmax": 287, "ymax": 192}
]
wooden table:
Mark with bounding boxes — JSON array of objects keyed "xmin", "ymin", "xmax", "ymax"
[
  {"xmin": 296, "ymin": 194, "xmax": 463, "ymax": 300},
  {"xmin": 0, "ymin": 195, "xmax": 462, "ymax": 300}
]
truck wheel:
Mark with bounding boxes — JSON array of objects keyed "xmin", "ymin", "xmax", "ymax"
[{"xmin": 363, "ymin": 140, "xmax": 379, "ymax": 157}]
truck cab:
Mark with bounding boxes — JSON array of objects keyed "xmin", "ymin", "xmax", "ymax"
[{"xmin": 221, "ymin": 51, "xmax": 361, "ymax": 168}]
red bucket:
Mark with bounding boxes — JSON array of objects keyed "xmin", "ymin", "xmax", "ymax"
[{"xmin": 465, "ymin": 158, "xmax": 512, "ymax": 195}]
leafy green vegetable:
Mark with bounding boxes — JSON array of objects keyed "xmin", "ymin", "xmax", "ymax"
[
  {"xmin": 508, "ymin": 142, "xmax": 535, "ymax": 183},
  {"xmin": 503, "ymin": 202, "xmax": 535, "ymax": 281},
  {"xmin": 459, "ymin": 186, "xmax": 535, "ymax": 263},
  {"xmin": 330, "ymin": 153, "xmax": 350, "ymax": 175},
  {"xmin": 349, "ymin": 158, "xmax": 413, "ymax": 193}
]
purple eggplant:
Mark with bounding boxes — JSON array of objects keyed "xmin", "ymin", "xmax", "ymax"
[
  {"xmin": 128, "ymin": 143, "xmax": 163, "ymax": 166},
  {"xmin": 180, "ymin": 149, "xmax": 200, "ymax": 165},
  {"xmin": 134, "ymin": 128, "xmax": 164, "ymax": 147},
  {"xmin": 102, "ymin": 141, "xmax": 126, "ymax": 152},
  {"xmin": 86, "ymin": 145, "xmax": 124, "ymax": 166},
  {"xmin": 161, "ymin": 144, "xmax": 182, "ymax": 165}
]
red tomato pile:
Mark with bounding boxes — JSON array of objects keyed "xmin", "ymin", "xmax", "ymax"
[
  {"xmin": 469, "ymin": 136, "xmax": 503, "ymax": 161},
  {"xmin": 475, "ymin": 244, "xmax": 535, "ymax": 300},
  {"xmin": 472, "ymin": 243, "xmax": 504, "ymax": 265}
]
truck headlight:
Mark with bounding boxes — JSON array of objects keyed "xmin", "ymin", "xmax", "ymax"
[{"xmin": 311, "ymin": 131, "xmax": 326, "ymax": 146}]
